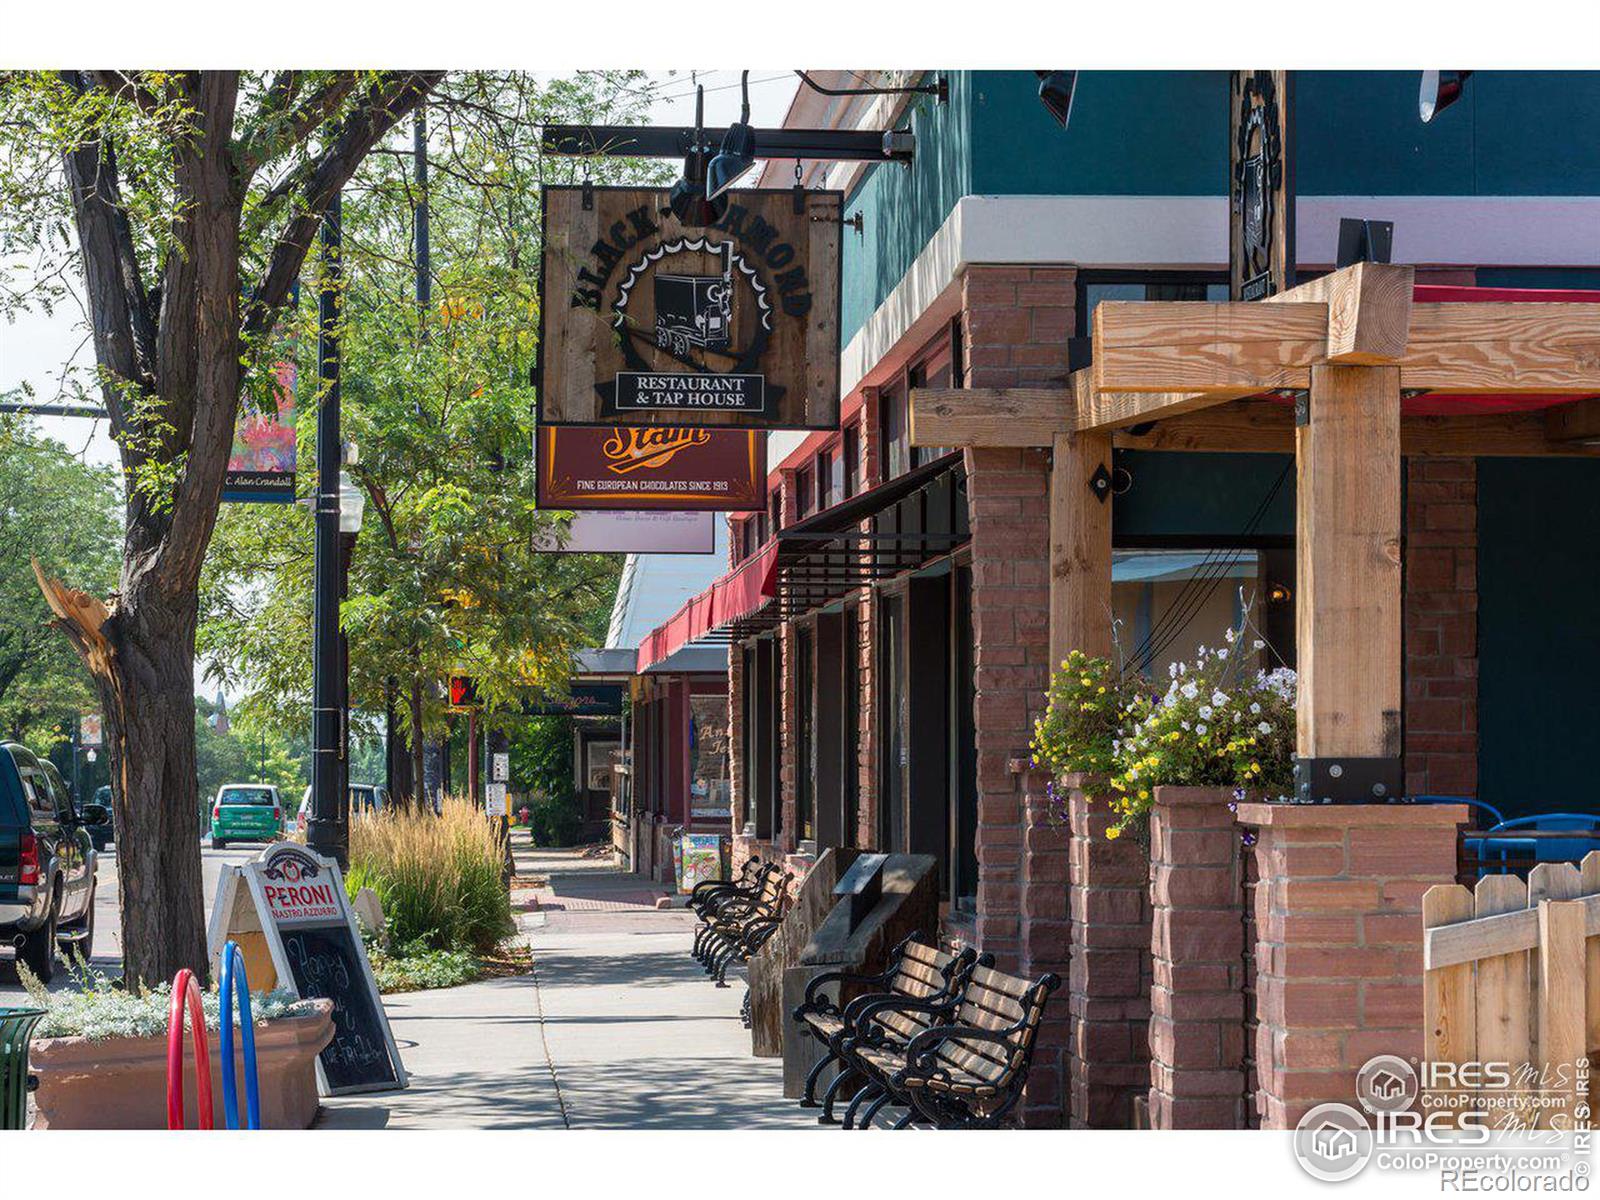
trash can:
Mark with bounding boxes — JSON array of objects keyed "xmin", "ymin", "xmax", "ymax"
[{"xmin": 0, "ymin": 1007, "xmax": 45, "ymax": 1130}]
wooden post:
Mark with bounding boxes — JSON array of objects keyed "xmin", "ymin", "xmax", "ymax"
[
  {"xmin": 1049, "ymin": 430, "xmax": 1113, "ymax": 664},
  {"xmin": 1293, "ymin": 365, "xmax": 1403, "ymax": 798}
]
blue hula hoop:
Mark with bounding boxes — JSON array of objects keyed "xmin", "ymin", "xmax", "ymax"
[{"xmin": 219, "ymin": 940, "xmax": 262, "ymax": 1130}]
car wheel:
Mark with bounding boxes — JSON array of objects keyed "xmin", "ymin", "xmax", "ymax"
[
  {"xmin": 58, "ymin": 881, "xmax": 95, "ymax": 963},
  {"xmin": 19, "ymin": 894, "xmax": 58, "ymax": 984},
  {"xmin": 211, "ymin": 836, "xmax": 226, "ymax": 850}
]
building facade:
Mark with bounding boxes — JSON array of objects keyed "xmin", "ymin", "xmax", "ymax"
[{"xmin": 636, "ymin": 70, "xmax": 1600, "ymax": 1126}]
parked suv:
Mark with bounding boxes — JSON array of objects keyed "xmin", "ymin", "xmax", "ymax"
[
  {"xmin": 209, "ymin": 783, "xmax": 284, "ymax": 849},
  {"xmin": 0, "ymin": 742, "xmax": 100, "ymax": 983}
]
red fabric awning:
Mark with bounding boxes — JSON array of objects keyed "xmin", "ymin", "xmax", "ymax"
[{"xmin": 635, "ymin": 539, "xmax": 780, "ymax": 672}]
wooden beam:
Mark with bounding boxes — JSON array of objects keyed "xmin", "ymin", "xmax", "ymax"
[
  {"xmin": 1049, "ymin": 430, "xmax": 1113, "ymax": 664},
  {"xmin": 1263, "ymin": 262, "xmax": 1415, "ymax": 363},
  {"xmin": 1402, "ymin": 303, "xmax": 1600, "ymax": 393},
  {"xmin": 1544, "ymin": 395, "xmax": 1600, "ymax": 442},
  {"xmin": 1296, "ymin": 365, "xmax": 1403, "ymax": 762},
  {"xmin": 1094, "ymin": 291, "xmax": 1600, "ymax": 400},
  {"xmin": 908, "ymin": 387, "xmax": 1069, "ymax": 448},
  {"xmin": 1092, "ymin": 300, "xmax": 1326, "ymax": 396}
]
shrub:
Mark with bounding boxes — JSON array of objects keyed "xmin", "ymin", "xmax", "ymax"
[
  {"xmin": 345, "ymin": 795, "xmax": 513, "ymax": 954},
  {"xmin": 1106, "ymin": 626, "xmax": 1296, "ymax": 837},
  {"xmin": 365, "ymin": 938, "xmax": 482, "ymax": 994},
  {"xmin": 526, "ymin": 787, "xmax": 583, "ymax": 847},
  {"xmin": 19, "ymin": 957, "xmax": 310, "ymax": 1041}
]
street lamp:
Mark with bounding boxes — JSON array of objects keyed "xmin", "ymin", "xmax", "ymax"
[{"xmin": 339, "ymin": 469, "xmax": 365, "ymax": 534}]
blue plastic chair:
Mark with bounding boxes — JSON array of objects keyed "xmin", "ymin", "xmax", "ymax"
[{"xmin": 1479, "ymin": 813, "xmax": 1600, "ymax": 873}]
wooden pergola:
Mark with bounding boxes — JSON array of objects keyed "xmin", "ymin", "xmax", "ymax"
[{"xmin": 910, "ymin": 263, "xmax": 1600, "ymax": 800}]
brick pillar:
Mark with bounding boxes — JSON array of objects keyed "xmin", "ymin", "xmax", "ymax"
[
  {"xmin": 1019, "ymin": 766, "xmax": 1072, "ymax": 1126},
  {"xmin": 1065, "ymin": 777, "xmax": 1151, "ymax": 1128},
  {"xmin": 966, "ymin": 446, "xmax": 1053, "ymax": 975},
  {"xmin": 1238, "ymin": 802, "xmax": 1467, "ymax": 1128},
  {"xmin": 1148, "ymin": 786, "xmax": 1248, "ymax": 1129},
  {"xmin": 1404, "ymin": 458, "xmax": 1478, "ymax": 798}
]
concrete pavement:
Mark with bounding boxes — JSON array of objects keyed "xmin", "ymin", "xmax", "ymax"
[{"xmin": 319, "ymin": 841, "xmax": 812, "ymax": 1130}]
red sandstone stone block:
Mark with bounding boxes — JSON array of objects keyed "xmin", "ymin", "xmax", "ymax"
[
  {"xmin": 1278, "ymin": 879, "xmax": 1382, "ymax": 912},
  {"xmin": 1151, "ymin": 1063, "xmax": 1247, "ymax": 1097},
  {"xmin": 1280, "ymin": 981, "xmax": 1361, "ymax": 1028},
  {"xmin": 1280, "ymin": 945, "xmax": 1401, "ymax": 979},
  {"xmin": 1152, "ymin": 865, "xmax": 1240, "ymax": 908},
  {"xmin": 1153, "ymin": 959, "xmax": 1235, "ymax": 993},
  {"xmin": 1362, "ymin": 982, "xmax": 1423, "ymax": 1026},
  {"xmin": 1280, "ymin": 1069, "xmax": 1359, "ymax": 1104},
  {"xmin": 1381, "ymin": 879, "xmax": 1444, "ymax": 911},
  {"xmin": 1149, "ymin": 1016, "xmax": 1222, "ymax": 1068},
  {"xmin": 1073, "ymin": 948, "xmax": 1147, "ymax": 996}
]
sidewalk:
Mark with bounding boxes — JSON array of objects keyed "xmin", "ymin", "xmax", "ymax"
[{"xmin": 318, "ymin": 838, "xmax": 812, "ymax": 1130}]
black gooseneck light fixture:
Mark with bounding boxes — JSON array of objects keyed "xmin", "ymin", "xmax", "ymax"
[
  {"xmin": 707, "ymin": 71, "xmax": 758, "ymax": 202},
  {"xmin": 1419, "ymin": 70, "xmax": 1473, "ymax": 123},
  {"xmin": 1035, "ymin": 71, "xmax": 1078, "ymax": 128},
  {"xmin": 668, "ymin": 85, "xmax": 727, "ymax": 226}
]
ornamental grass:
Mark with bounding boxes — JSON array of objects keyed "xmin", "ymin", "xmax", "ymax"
[{"xmin": 345, "ymin": 795, "xmax": 513, "ymax": 955}]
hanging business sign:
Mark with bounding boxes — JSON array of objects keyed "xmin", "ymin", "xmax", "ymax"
[
  {"xmin": 536, "ymin": 424, "xmax": 765, "ymax": 511},
  {"xmin": 1229, "ymin": 70, "xmax": 1295, "ymax": 302},
  {"xmin": 535, "ymin": 510, "xmax": 717, "ymax": 555},
  {"xmin": 524, "ymin": 682, "xmax": 626, "ymax": 717},
  {"xmin": 538, "ymin": 186, "xmax": 842, "ymax": 430}
]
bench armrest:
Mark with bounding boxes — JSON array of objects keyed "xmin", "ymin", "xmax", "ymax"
[
  {"xmin": 902, "ymin": 1024, "xmax": 1020, "ymax": 1078},
  {"xmin": 796, "ymin": 965, "xmax": 898, "ymax": 1018},
  {"xmin": 845, "ymin": 994, "xmax": 955, "ymax": 1045}
]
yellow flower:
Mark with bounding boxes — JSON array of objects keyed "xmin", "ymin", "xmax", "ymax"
[{"xmin": 1105, "ymin": 827, "xmax": 1122, "ymax": 841}]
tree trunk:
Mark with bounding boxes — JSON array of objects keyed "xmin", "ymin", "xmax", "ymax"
[
  {"xmin": 408, "ymin": 678, "xmax": 426, "ymax": 811},
  {"xmin": 99, "ymin": 593, "xmax": 208, "ymax": 988}
]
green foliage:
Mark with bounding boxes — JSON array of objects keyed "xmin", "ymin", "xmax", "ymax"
[
  {"xmin": 344, "ymin": 796, "xmax": 512, "ymax": 954},
  {"xmin": 19, "ymin": 955, "xmax": 310, "ymax": 1041},
  {"xmin": 1031, "ymin": 650, "xmax": 1141, "ymax": 780},
  {"xmin": 1104, "ymin": 627, "xmax": 1297, "ymax": 836},
  {"xmin": 365, "ymin": 938, "xmax": 482, "ymax": 994},
  {"xmin": 197, "ymin": 72, "xmax": 660, "ymax": 755},
  {"xmin": 526, "ymin": 788, "xmax": 583, "ymax": 848},
  {"xmin": 193, "ymin": 695, "xmax": 308, "ymax": 803},
  {"xmin": 0, "ymin": 418, "xmax": 120, "ymax": 746}
]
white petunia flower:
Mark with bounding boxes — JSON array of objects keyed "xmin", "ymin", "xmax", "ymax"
[
  {"xmin": 1224, "ymin": 627, "xmax": 1236, "ymax": 644},
  {"xmin": 1199, "ymin": 705, "xmax": 1213, "ymax": 720},
  {"xmin": 1258, "ymin": 722, "xmax": 1272, "ymax": 734},
  {"xmin": 1195, "ymin": 723, "xmax": 1208, "ymax": 736}
]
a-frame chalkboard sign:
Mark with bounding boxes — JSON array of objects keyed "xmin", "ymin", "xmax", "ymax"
[{"xmin": 208, "ymin": 842, "xmax": 408, "ymax": 1095}]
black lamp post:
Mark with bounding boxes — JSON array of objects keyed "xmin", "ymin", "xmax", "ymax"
[{"xmin": 309, "ymin": 191, "xmax": 349, "ymax": 868}]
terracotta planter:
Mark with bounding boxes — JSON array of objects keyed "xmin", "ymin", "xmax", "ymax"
[{"xmin": 29, "ymin": 999, "xmax": 333, "ymax": 1129}]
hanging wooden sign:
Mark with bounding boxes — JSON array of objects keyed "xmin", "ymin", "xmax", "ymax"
[
  {"xmin": 538, "ymin": 186, "xmax": 842, "ymax": 430},
  {"xmin": 1229, "ymin": 70, "xmax": 1295, "ymax": 302},
  {"xmin": 536, "ymin": 424, "xmax": 766, "ymax": 511},
  {"xmin": 208, "ymin": 843, "xmax": 407, "ymax": 1096}
]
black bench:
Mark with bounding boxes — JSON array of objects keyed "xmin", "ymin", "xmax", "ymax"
[
  {"xmin": 837, "ymin": 961, "xmax": 1061, "ymax": 1129},
  {"xmin": 792, "ymin": 935, "xmax": 986, "ymax": 1124},
  {"xmin": 692, "ymin": 863, "xmax": 790, "ymax": 987}
]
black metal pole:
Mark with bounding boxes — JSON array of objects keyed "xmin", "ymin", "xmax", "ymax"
[{"xmin": 309, "ymin": 191, "xmax": 347, "ymax": 868}]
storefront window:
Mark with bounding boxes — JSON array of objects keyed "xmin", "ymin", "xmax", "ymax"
[
  {"xmin": 796, "ymin": 628, "xmax": 815, "ymax": 844},
  {"xmin": 879, "ymin": 383, "xmax": 909, "ymax": 481},
  {"xmin": 842, "ymin": 423, "xmax": 860, "ymax": 497},
  {"xmin": 688, "ymin": 693, "xmax": 730, "ymax": 822},
  {"xmin": 796, "ymin": 464, "xmax": 814, "ymax": 518}
]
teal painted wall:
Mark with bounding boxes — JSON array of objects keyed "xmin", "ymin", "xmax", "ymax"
[
  {"xmin": 1477, "ymin": 458, "xmax": 1600, "ymax": 819},
  {"xmin": 1113, "ymin": 451, "xmax": 1294, "ymax": 541},
  {"xmin": 838, "ymin": 73, "xmax": 973, "ymax": 343},
  {"xmin": 837, "ymin": 70, "xmax": 1600, "ymax": 343}
]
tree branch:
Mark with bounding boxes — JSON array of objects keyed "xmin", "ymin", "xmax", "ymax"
[
  {"xmin": 58, "ymin": 71, "xmax": 159, "ymax": 465},
  {"xmin": 236, "ymin": 72, "xmax": 359, "ymax": 181},
  {"xmin": 243, "ymin": 70, "xmax": 442, "ymax": 341}
]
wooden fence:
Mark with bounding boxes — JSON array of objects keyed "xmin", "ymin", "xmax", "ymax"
[{"xmin": 1423, "ymin": 857, "xmax": 1600, "ymax": 1130}]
